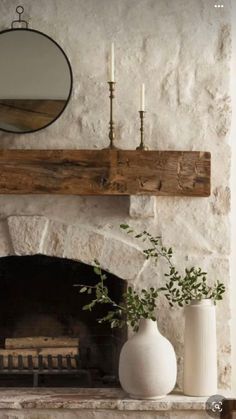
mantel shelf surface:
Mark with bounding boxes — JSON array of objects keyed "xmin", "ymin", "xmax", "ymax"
[{"xmin": 0, "ymin": 149, "xmax": 211, "ymax": 196}]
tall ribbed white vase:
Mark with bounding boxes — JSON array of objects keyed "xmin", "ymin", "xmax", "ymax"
[
  {"xmin": 119, "ymin": 318, "xmax": 177, "ymax": 399},
  {"xmin": 183, "ymin": 299, "xmax": 217, "ymax": 396}
]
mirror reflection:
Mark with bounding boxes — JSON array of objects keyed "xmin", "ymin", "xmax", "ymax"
[{"xmin": 0, "ymin": 29, "xmax": 72, "ymax": 133}]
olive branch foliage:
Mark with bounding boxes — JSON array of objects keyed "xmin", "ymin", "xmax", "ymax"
[
  {"xmin": 120, "ymin": 225, "xmax": 225, "ymax": 307},
  {"xmin": 74, "ymin": 224, "xmax": 225, "ymax": 331},
  {"xmin": 74, "ymin": 261, "xmax": 159, "ymax": 332}
]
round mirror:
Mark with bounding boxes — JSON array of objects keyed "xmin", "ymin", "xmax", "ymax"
[{"xmin": 0, "ymin": 28, "xmax": 73, "ymax": 133}]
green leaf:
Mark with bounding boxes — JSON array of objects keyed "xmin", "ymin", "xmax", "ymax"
[
  {"xmin": 82, "ymin": 304, "xmax": 91, "ymax": 310},
  {"xmin": 80, "ymin": 287, "xmax": 87, "ymax": 293},
  {"xmin": 75, "ymin": 224, "xmax": 226, "ymax": 328},
  {"xmin": 120, "ymin": 224, "xmax": 129, "ymax": 229},
  {"xmin": 94, "ymin": 267, "xmax": 101, "ymax": 275}
]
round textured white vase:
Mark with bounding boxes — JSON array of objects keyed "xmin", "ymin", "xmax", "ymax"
[
  {"xmin": 118, "ymin": 318, "xmax": 177, "ymax": 399},
  {"xmin": 184, "ymin": 299, "xmax": 217, "ymax": 396}
]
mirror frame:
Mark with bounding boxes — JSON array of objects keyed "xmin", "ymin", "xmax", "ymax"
[{"xmin": 0, "ymin": 27, "xmax": 73, "ymax": 134}]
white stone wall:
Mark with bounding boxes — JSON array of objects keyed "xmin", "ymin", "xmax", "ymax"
[{"xmin": 0, "ymin": 0, "xmax": 232, "ymax": 390}]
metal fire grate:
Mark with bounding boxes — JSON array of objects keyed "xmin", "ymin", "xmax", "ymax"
[{"xmin": 0, "ymin": 354, "xmax": 92, "ymax": 387}]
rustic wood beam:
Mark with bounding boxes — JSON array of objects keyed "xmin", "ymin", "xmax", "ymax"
[{"xmin": 0, "ymin": 149, "xmax": 211, "ymax": 196}]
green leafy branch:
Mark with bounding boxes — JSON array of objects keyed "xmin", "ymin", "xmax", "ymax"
[
  {"xmin": 120, "ymin": 224, "xmax": 225, "ymax": 307},
  {"xmin": 162, "ymin": 266, "xmax": 225, "ymax": 307},
  {"xmin": 74, "ymin": 225, "xmax": 225, "ymax": 332},
  {"xmin": 120, "ymin": 224, "xmax": 174, "ymax": 267},
  {"xmin": 74, "ymin": 260, "xmax": 160, "ymax": 332}
]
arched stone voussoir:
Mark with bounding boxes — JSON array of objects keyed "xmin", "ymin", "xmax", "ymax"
[
  {"xmin": 5, "ymin": 216, "xmax": 146, "ymax": 281},
  {"xmin": 7, "ymin": 215, "xmax": 49, "ymax": 256},
  {"xmin": 64, "ymin": 225, "xmax": 105, "ymax": 266},
  {"xmin": 42, "ymin": 219, "xmax": 69, "ymax": 258},
  {"xmin": 0, "ymin": 220, "xmax": 13, "ymax": 257},
  {"xmin": 99, "ymin": 236, "xmax": 146, "ymax": 281}
]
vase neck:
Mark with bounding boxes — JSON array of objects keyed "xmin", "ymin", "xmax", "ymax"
[{"xmin": 138, "ymin": 318, "xmax": 158, "ymax": 334}]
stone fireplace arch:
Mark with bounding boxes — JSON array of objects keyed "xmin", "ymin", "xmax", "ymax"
[{"xmin": 1, "ymin": 216, "xmax": 146, "ymax": 282}]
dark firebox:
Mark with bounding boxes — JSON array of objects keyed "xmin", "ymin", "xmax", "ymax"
[{"xmin": 0, "ymin": 255, "xmax": 127, "ymax": 387}]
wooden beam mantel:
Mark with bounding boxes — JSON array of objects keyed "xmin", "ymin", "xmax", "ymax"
[{"xmin": 0, "ymin": 149, "xmax": 211, "ymax": 196}]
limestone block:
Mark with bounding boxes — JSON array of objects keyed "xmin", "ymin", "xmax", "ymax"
[
  {"xmin": 176, "ymin": 356, "xmax": 184, "ymax": 392},
  {"xmin": 211, "ymin": 186, "xmax": 231, "ymax": 215},
  {"xmin": 43, "ymin": 220, "xmax": 68, "ymax": 257},
  {"xmin": 217, "ymin": 322, "xmax": 231, "ymax": 356},
  {"xmin": 65, "ymin": 226, "xmax": 105, "ymax": 265},
  {"xmin": 135, "ymin": 259, "xmax": 167, "ymax": 288},
  {"xmin": 218, "ymin": 356, "xmax": 232, "ymax": 389},
  {"xmin": 215, "ymin": 95, "xmax": 232, "ymax": 137},
  {"xmin": 7, "ymin": 216, "xmax": 49, "ymax": 255},
  {"xmin": 0, "ymin": 415, "xmax": 19, "ymax": 419},
  {"xmin": 129, "ymin": 196, "xmax": 156, "ymax": 219},
  {"xmin": 0, "ymin": 413, "xmax": 210, "ymax": 419},
  {"xmin": 154, "ymin": 198, "xmax": 230, "ymax": 256},
  {"xmin": 216, "ymin": 24, "xmax": 232, "ymax": 61},
  {"xmin": 0, "ymin": 388, "xmax": 218, "ymax": 418},
  {"xmin": 0, "ymin": 220, "xmax": 12, "ymax": 256},
  {"xmin": 100, "ymin": 237, "xmax": 145, "ymax": 281},
  {"xmin": 212, "ymin": 145, "xmax": 231, "ymax": 191}
]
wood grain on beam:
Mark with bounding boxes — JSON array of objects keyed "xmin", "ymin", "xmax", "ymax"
[{"xmin": 0, "ymin": 149, "xmax": 211, "ymax": 196}]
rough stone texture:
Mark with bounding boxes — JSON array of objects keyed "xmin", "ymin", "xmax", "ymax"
[
  {"xmin": 0, "ymin": 388, "xmax": 217, "ymax": 419},
  {"xmin": 129, "ymin": 196, "xmax": 156, "ymax": 218},
  {"xmin": 100, "ymin": 236, "xmax": 145, "ymax": 281},
  {"xmin": 0, "ymin": 411, "xmax": 209, "ymax": 419},
  {"xmin": 7, "ymin": 216, "xmax": 48, "ymax": 255},
  {"xmin": 211, "ymin": 186, "xmax": 231, "ymax": 215},
  {"xmin": 0, "ymin": 388, "xmax": 231, "ymax": 418},
  {"xmin": 0, "ymin": 0, "xmax": 232, "ymax": 391},
  {"xmin": 43, "ymin": 220, "xmax": 68, "ymax": 258},
  {"xmin": 0, "ymin": 221, "xmax": 12, "ymax": 256},
  {"xmin": 64, "ymin": 225, "xmax": 105, "ymax": 265}
]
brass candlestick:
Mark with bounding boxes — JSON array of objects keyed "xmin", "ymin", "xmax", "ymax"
[
  {"xmin": 107, "ymin": 81, "xmax": 116, "ymax": 149},
  {"xmin": 136, "ymin": 110, "xmax": 146, "ymax": 150}
]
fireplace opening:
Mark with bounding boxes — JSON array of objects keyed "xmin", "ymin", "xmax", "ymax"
[{"xmin": 0, "ymin": 255, "xmax": 127, "ymax": 387}]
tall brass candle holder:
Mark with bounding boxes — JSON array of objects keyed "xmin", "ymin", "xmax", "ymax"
[
  {"xmin": 136, "ymin": 110, "xmax": 146, "ymax": 150},
  {"xmin": 107, "ymin": 81, "xmax": 116, "ymax": 149}
]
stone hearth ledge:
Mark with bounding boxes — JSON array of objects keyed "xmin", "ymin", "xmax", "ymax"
[{"xmin": 0, "ymin": 388, "xmax": 209, "ymax": 410}]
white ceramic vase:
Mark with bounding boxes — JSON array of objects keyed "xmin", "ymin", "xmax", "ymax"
[
  {"xmin": 118, "ymin": 318, "xmax": 177, "ymax": 399},
  {"xmin": 183, "ymin": 299, "xmax": 217, "ymax": 396}
]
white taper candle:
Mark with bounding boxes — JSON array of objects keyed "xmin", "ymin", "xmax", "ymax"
[
  {"xmin": 140, "ymin": 83, "xmax": 145, "ymax": 111},
  {"xmin": 110, "ymin": 43, "xmax": 115, "ymax": 82}
]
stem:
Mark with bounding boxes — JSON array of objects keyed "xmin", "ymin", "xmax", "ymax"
[
  {"xmin": 103, "ymin": 295, "xmax": 124, "ymax": 311},
  {"xmin": 76, "ymin": 283, "xmax": 124, "ymax": 312},
  {"xmin": 147, "ymin": 237, "xmax": 174, "ymax": 268}
]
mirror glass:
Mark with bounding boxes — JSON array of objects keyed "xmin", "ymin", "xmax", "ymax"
[{"xmin": 0, "ymin": 29, "xmax": 73, "ymax": 133}]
